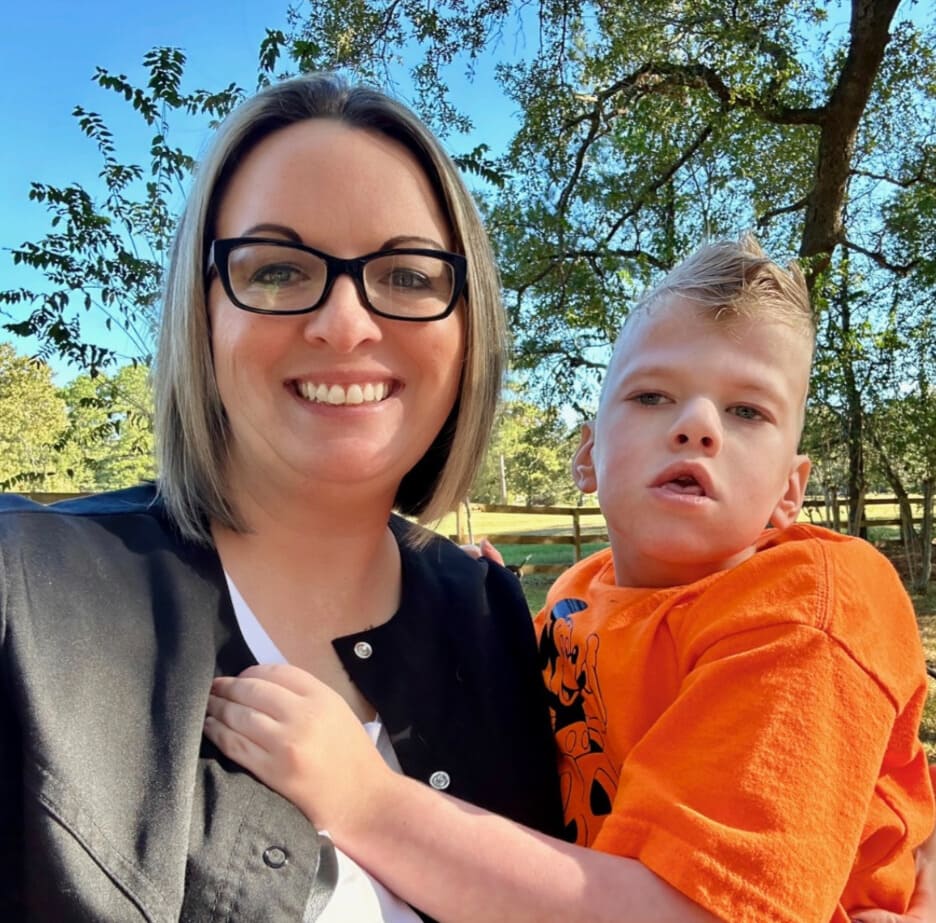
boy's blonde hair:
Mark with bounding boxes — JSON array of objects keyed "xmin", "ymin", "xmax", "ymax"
[{"xmin": 629, "ymin": 232, "xmax": 815, "ymax": 344}]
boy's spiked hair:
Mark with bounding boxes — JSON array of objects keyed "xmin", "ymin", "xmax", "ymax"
[{"xmin": 629, "ymin": 232, "xmax": 815, "ymax": 342}]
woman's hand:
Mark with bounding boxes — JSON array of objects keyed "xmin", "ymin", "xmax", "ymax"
[{"xmin": 204, "ymin": 663, "xmax": 394, "ymax": 835}]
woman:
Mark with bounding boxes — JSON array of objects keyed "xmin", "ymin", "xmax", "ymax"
[{"xmin": 0, "ymin": 74, "xmax": 562, "ymax": 921}]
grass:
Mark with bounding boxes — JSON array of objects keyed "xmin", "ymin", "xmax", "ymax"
[{"xmin": 430, "ymin": 507, "xmax": 608, "ymax": 613}]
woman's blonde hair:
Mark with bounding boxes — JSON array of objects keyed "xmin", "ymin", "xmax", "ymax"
[{"xmin": 155, "ymin": 74, "xmax": 505, "ymax": 543}]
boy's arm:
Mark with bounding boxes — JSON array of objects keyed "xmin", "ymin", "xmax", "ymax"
[
  {"xmin": 204, "ymin": 663, "xmax": 720, "ymax": 923},
  {"xmin": 854, "ymin": 768, "xmax": 936, "ymax": 923}
]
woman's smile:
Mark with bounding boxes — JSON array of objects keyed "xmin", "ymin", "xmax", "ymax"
[{"xmin": 293, "ymin": 379, "xmax": 394, "ymax": 406}]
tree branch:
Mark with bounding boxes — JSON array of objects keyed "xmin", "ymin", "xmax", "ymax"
[
  {"xmin": 604, "ymin": 124, "xmax": 716, "ymax": 243},
  {"xmin": 799, "ymin": 0, "xmax": 903, "ymax": 279},
  {"xmin": 757, "ymin": 194, "xmax": 810, "ymax": 228},
  {"xmin": 850, "ymin": 167, "xmax": 936, "ymax": 189},
  {"xmin": 841, "ymin": 238, "xmax": 917, "ymax": 274}
]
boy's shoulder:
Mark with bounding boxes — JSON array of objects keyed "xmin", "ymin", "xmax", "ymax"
[
  {"xmin": 532, "ymin": 547, "xmax": 615, "ymax": 632},
  {"xmin": 700, "ymin": 522, "xmax": 909, "ymax": 624},
  {"xmin": 758, "ymin": 520, "xmax": 883, "ymax": 558},
  {"xmin": 537, "ymin": 526, "xmax": 919, "ymax": 686},
  {"xmin": 693, "ymin": 523, "xmax": 920, "ymax": 697}
]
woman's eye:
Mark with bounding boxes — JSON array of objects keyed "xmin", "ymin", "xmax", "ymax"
[
  {"xmin": 387, "ymin": 268, "xmax": 431, "ymax": 290},
  {"xmin": 730, "ymin": 405, "xmax": 764, "ymax": 421},
  {"xmin": 251, "ymin": 263, "xmax": 304, "ymax": 287}
]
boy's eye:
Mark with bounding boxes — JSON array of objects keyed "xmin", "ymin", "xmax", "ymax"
[
  {"xmin": 729, "ymin": 405, "xmax": 765, "ymax": 421},
  {"xmin": 633, "ymin": 392, "xmax": 667, "ymax": 406}
]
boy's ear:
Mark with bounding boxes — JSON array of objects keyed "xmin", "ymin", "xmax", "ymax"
[
  {"xmin": 769, "ymin": 453, "xmax": 811, "ymax": 530},
  {"xmin": 572, "ymin": 421, "xmax": 598, "ymax": 494}
]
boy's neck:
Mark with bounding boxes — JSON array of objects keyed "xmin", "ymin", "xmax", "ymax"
[{"xmin": 609, "ymin": 540, "xmax": 762, "ymax": 589}]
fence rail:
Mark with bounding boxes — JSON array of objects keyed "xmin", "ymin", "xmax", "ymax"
[{"xmin": 453, "ymin": 495, "xmax": 932, "ymax": 568}]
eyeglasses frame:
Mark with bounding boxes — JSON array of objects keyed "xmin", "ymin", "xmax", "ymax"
[{"xmin": 206, "ymin": 237, "xmax": 468, "ymax": 322}]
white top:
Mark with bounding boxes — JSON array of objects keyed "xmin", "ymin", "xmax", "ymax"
[{"xmin": 225, "ymin": 574, "xmax": 421, "ymax": 923}]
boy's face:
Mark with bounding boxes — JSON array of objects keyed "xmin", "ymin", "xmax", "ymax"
[{"xmin": 574, "ymin": 296, "xmax": 812, "ymax": 588}]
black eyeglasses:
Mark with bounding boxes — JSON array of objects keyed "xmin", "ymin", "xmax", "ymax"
[{"xmin": 206, "ymin": 237, "xmax": 467, "ymax": 321}]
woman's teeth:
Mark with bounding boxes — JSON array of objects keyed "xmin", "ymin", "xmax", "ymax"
[{"xmin": 296, "ymin": 381, "xmax": 390, "ymax": 405}]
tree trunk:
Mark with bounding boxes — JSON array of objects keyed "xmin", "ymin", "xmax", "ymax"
[
  {"xmin": 799, "ymin": 0, "xmax": 902, "ymax": 282},
  {"xmin": 836, "ymin": 260, "xmax": 868, "ymax": 538},
  {"xmin": 868, "ymin": 426, "xmax": 922, "ymax": 584},
  {"xmin": 917, "ymin": 479, "xmax": 934, "ymax": 593}
]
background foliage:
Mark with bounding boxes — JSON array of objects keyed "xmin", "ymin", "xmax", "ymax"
[
  {"xmin": 0, "ymin": 0, "xmax": 933, "ymax": 581},
  {"xmin": 0, "ymin": 343, "xmax": 153, "ymax": 492}
]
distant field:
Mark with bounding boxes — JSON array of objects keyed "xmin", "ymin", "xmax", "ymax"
[{"xmin": 432, "ymin": 506, "xmax": 606, "ymax": 540}]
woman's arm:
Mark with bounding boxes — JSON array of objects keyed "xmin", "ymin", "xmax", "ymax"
[
  {"xmin": 204, "ymin": 663, "xmax": 719, "ymax": 923},
  {"xmin": 205, "ymin": 663, "xmax": 935, "ymax": 923}
]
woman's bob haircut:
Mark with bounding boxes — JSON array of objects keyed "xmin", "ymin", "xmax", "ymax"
[{"xmin": 154, "ymin": 73, "xmax": 506, "ymax": 544}]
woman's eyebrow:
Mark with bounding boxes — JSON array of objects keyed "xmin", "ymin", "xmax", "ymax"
[
  {"xmin": 240, "ymin": 223, "xmax": 302, "ymax": 241},
  {"xmin": 382, "ymin": 234, "xmax": 447, "ymax": 250}
]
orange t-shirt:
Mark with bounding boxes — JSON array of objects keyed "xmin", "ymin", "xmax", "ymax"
[{"xmin": 534, "ymin": 523, "xmax": 933, "ymax": 923}]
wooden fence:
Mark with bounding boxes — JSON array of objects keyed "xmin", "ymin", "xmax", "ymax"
[{"xmin": 453, "ymin": 494, "xmax": 932, "ymax": 571}]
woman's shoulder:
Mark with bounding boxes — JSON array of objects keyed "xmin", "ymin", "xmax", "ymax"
[
  {"xmin": 0, "ymin": 483, "xmax": 163, "ymax": 522},
  {"xmin": 0, "ymin": 483, "xmax": 205, "ymax": 569}
]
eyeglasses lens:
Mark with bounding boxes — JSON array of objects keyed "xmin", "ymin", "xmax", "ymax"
[
  {"xmin": 225, "ymin": 243, "xmax": 455, "ymax": 319},
  {"xmin": 227, "ymin": 243, "xmax": 327, "ymax": 314},
  {"xmin": 363, "ymin": 253, "xmax": 455, "ymax": 318}
]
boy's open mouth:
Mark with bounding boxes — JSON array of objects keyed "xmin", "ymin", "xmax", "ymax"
[{"xmin": 652, "ymin": 464, "xmax": 714, "ymax": 499}]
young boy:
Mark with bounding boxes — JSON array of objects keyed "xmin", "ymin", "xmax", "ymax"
[{"xmin": 205, "ymin": 235, "xmax": 934, "ymax": 922}]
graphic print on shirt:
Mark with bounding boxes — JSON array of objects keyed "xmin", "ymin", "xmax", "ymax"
[{"xmin": 538, "ymin": 597, "xmax": 617, "ymax": 845}]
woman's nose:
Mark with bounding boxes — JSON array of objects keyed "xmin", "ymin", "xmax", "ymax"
[
  {"xmin": 669, "ymin": 398, "xmax": 722, "ymax": 453},
  {"xmin": 302, "ymin": 275, "xmax": 383, "ymax": 352}
]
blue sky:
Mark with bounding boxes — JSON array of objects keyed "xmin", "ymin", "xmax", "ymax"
[
  {"xmin": 0, "ymin": 1, "xmax": 519, "ymax": 378},
  {"xmin": 1, "ymin": 0, "xmax": 294, "ymax": 247},
  {"xmin": 0, "ymin": 2, "xmax": 289, "ymax": 374}
]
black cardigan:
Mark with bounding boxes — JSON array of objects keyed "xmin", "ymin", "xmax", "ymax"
[{"xmin": 0, "ymin": 485, "xmax": 563, "ymax": 922}]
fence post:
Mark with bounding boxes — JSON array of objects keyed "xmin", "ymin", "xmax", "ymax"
[
  {"xmin": 572, "ymin": 509, "xmax": 582, "ymax": 562},
  {"xmin": 463, "ymin": 500, "xmax": 474, "ymax": 545},
  {"xmin": 830, "ymin": 487, "xmax": 841, "ymax": 533}
]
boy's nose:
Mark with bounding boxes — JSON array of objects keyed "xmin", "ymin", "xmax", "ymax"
[{"xmin": 669, "ymin": 399, "xmax": 722, "ymax": 454}]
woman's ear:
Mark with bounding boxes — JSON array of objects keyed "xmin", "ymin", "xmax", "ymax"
[
  {"xmin": 769, "ymin": 454, "xmax": 812, "ymax": 529},
  {"xmin": 572, "ymin": 421, "xmax": 598, "ymax": 494}
]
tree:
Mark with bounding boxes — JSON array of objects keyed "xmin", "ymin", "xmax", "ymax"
[
  {"xmin": 0, "ymin": 343, "xmax": 156, "ymax": 493},
  {"xmin": 0, "ymin": 48, "xmax": 244, "ymax": 375},
  {"xmin": 472, "ymin": 391, "xmax": 580, "ymax": 506},
  {"xmin": 278, "ymin": 0, "xmax": 936, "ymax": 520},
  {"xmin": 0, "ymin": 343, "xmax": 71, "ymax": 491},
  {"xmin": 58, "ymin": 364, "xmax": 155, "ymax": 491},
  {"xmin": 3, "ymin": 5, "xmax": 934, "ymax": 534}
]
